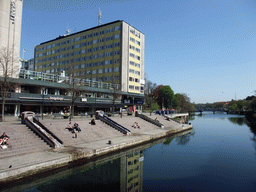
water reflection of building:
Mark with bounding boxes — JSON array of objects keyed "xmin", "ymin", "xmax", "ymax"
[{"xmin": 121, "ymin": 150, "xmax": 144, "ymax": 192}]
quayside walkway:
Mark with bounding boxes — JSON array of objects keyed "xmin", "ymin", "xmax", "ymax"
[{"xmin": 0, "ymin": 113, "xmax": 192, "ymax": 182}]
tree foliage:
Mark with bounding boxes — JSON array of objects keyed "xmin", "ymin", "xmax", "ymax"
[{"xmin": 157, "ymin": 85, "xmax": 176, "ymax": 109}]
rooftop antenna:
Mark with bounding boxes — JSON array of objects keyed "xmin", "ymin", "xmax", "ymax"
[
  {"xmin": 65, "ymin": 22, "xmax": 71, "ymax": 36},
  {"xmin": 98, "ymin": 8, "xmax": 102, "ymax": 26},
  {"xmin": 22, "ymin": 48, "xmax": 26, "ymax": 60}
]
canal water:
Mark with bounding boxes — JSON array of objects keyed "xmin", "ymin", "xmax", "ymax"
[{"xmin": 3, "ymin": 112, "xmax": 256, "ymax": 192}]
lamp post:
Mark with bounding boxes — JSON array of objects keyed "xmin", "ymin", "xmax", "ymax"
[{"xmin": 42, "ymin": 87, "xmax": 45, "ymax": 120}]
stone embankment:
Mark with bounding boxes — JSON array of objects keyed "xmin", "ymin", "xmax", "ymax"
[{"xmin": 0, "ymin": 113, "xmax": 192, "ymax": 183}]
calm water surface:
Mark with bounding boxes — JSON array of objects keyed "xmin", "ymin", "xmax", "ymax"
[{"xmin": 3, "ymin": 112, "xmax": 256, "ymax": 192}]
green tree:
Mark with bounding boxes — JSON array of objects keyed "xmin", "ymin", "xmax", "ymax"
[{"xmin": 157, "ymin": 85, "xmax": 176, "ymax": 109}]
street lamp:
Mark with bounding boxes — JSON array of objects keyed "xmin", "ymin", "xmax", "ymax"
[{"xmin": 42, "ymin": 87, "xmax": 45, "ymax": 120}]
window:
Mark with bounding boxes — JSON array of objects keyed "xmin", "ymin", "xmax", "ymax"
[
  {"xmin": 47, "ymin": 45, "xmax": 51, "ymax": 49},
  {"xmin": 130, "ymin": 45, "xmax": 135, "ymax": 50},
  {"xmin": 105, "ymin": 52, "xmax": 112, "ymax": 57},
  {"xmin": 115, "ymin": 34, "xmax": 120, "ymax": 39},
  {"xmin": 136, "ymin": 48, "xmax": 140, "ymax": 53},
  {"xmin": 114, "ymin": 51, "xmax": 120, "ymax": 55},
  {"xmin": 93, "ymin": 32, "xmax": 98, "ymax": 36},
  {"xmin": 114, "ymin": 42, "xmax": 120, "ymax": 47},
  {"xmin": 99, "ymin": 38, "xmax": 104, "ymax": 43},
  {"xmin": 87, "ymin": 56, "xmax": 92, "ymax": 60},
  {"xmin": 130, "ymin": 37, "xmax": 135, "ymax": 43},
  {"xmin": 105, "ymin": 68, "xmax": 112, "ymax": 73},
  {"xmin": 114, "ymin": 59, "xmax": 120, "ymax": 64},
  {"xmin": 114, "ymin": 67, "xmax": 119, "ymax": 72},
  {"xmin": 98, "ymin": 61, "xmax": 104, "ymax": 66},
  {"xmin": 115, "ymin": 26, "xmax": 120, "ymax": 31},
  {"xmin": 135, "ymin": 63, "xmax": 140, "ymax": 68},
  {"xmin": 87, "ymin": 41, "xmax": 92, "ymax": 45},
  {"xmin": 98, "ymin": 53, "xmax": 104, "ymax": 58},
  {"xmin": 92, "ymin": 54, "xmax": 97, "ymax": 59},
  {"xmin": 135, "ymin": 40, "xmax": 140, "ymax": 45},
  {"xmin": 99, "ymin": 30, "xmax": 104, "ymax": 35},
  {"xmin": 105, "ymin": 36, "xmax": 113, "ymax": 41},
  {"xmin": 92, "ymin": 70, "xmax": 97, "ymax": 74},
  {"xmin": 129, "ymin": 77, "xmax": 134, "ymax": 81},
  {"xmin": 129, "ymin": 85, "xmax": 134, "ymax": 89},
  {"xmin": 135, "ymin": 71, "xmax": 140, "ymax": 75},
  {"xmin": 130, "ymin": 53, "xmax": 135, "ymax": 58},
  {"xmin": 87, "ymin": 49, "xmax": 92, "ymax": 52},
  {"xmin": 75, "ymin": 44, "xmax": 80, "ymax": 48},
  {"xmin": 52, "ymin": 50, "xmax": 55, "ymax": 54},
  {"xmin": 81, "ymin": 49, "xmax": 86, "ymax": 54},
  {"xmin": 99, "ymin": 46, "xmax": 104, "ymax": 50},
  {"xmin": 105, "ymin": 44, "xmax": 113, "ymax": 49},
  {"xmin": 135, "ymin": 86, "xmax": 140, "ymax": 90},
  {"xmin": 82, "ymin": 35, "xmax": 87, "ymax": 39},
  {"xmin": 106, "ymin": 28, "xmax": 113, "ymax": 33},
  {"xmin": 81, "ymin": 64, "xmax": 85, "ymax": 68},
  {"xmin": 105, "ymin": 60, "xmax": 112, "ymax": 65},
  {"xmin": 130, "ymin": 61, "xmax": 134, "ymax": 66},
  {"xmin": 93, "ymin": 47, "xmax": 98, "ymax": 52},
  {"xmin": 74, "ymin": 51, "xmax": 80, "ymax": 55},
  {"xmin": 93, "ymin": 39, "xmax": 98, "ymax": 44},
  {"xmin": 129, "ymin": 69, "xmax": 134, "ymax": 73}
]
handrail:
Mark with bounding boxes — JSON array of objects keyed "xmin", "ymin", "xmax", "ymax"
[
  {"xmin": 19, "ymin": 68, "xmax": 119, "ymax": 90},
  {"xmin": 98, "ymin": 115, "xmax": 130, "ymax": 134},
  {"xmin": 103, "ymin": 115, "xmax": 131, "ymax": 133},
  {"xmin": 24, "ymin": 118, "xmax": 55, "ymax": 148},
  {"xmin": 137, "ymin": 113, "xmax": 164, "ymax": 128},
  {"xmin": 33, "ymin": 117, "xmax": 63, "ymax": 144}
]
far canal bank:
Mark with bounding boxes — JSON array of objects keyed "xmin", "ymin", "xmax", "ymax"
[{"xmin": 0, "ymin": 114, "xmax": 192, "ymax": 184}]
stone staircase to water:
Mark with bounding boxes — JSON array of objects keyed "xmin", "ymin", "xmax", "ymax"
[
  {"xmin": 0, "ymin": 122, "xmax": 51, "ymax": 159},
  {"xmin": 41, "ymin": 118, "xmax": 125, "ymax": 146}
]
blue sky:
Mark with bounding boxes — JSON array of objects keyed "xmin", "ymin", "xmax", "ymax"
[{"xmin": 20, "ymin": 0, "xmax": 256, "ymax": 103}]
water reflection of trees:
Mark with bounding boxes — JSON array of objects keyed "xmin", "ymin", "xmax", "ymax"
[
  {"xmin": 175, "ymin": 130, "xmax": 195, "ymax": 145},
  {"xmin": 228, "ymin": 117, "xmax": 246, "ymax": 126}
]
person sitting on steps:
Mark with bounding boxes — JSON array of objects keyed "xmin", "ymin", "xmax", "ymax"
[
  {"xmin": 132, "ymin": 122, "xmax": 140, "ymax": 129},
  {"xmin": 0, "ymin": 132, "xmax": 10, "ymax": 145},
  {"xmin": 65, "ymin": 122, "xmax": 75, "ymax": 133},
  {"xmin": 90, "ymin": 118, "xmax": 96, "ymax": 125},
  {"xmin": 73, "ymin": 122, "xmax": 81, "ymax": 132}
]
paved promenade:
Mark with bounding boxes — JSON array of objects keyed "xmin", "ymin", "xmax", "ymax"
[{"xmin": 0, "ymin": 113, "xmax": 192, "ymax": 182}]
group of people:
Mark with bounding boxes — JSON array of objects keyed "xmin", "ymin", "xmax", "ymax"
[
  {"xmin": 0, "ymin": 132, "xmax": 9, "ymax": 147},
  {"xmin": 65, "ymin": 122, "xmax": 81, "ymax": 133},
  {"xmin": 132, "ymin": 122, "xmax": 140, "ymax": 129}
]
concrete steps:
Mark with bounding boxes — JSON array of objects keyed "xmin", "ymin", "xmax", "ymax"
[
  {"xmin": 0, "ymin": 123, "xmax": 51, "ymax": 159},
  {"xmin": 41, "ymin": 119, "xmax": 124, "ymax": 146}
]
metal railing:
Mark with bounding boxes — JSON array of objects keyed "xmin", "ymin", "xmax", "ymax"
[{"xmin": 19, "ymin": 69, "xmax": 119, "ymax": 90}]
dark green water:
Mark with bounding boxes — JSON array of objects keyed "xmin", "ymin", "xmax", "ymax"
[{"xmin": 3, "ymin": 112, "xmax": 256, "ymax": 192}]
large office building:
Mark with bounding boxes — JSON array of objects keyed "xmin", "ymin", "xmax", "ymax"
[
  {"xmin": 0, "ymin": 0, "xmax": 23, "ymax": 78},
  {"xmin": 34, "ymin": 20, "xmax": 145, "ymax": 95}
]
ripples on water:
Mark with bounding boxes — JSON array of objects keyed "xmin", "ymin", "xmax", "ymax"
[{"xmin": 3, "ymin": 112, "xmax": 256, "ymax": 192}]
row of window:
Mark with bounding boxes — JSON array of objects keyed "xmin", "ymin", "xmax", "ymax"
[
  {"xmin": 36, "ymin": 26, "xmax": 121, "ymax": 52},
  {"xmin": 36, "ymin": 41, "xmax": 121, "ymax": 58},
  {"xmin": 43, "ymin": 67, "xmax": 119, "ymax": 75},
  {"xmin": 130, "ymin": 29, "xmax": 141, "ymax": 38},
  {"xmin": 36, "ymin": 59, "xmax": 120, "ymax": 69},
  {"xmin": 129, "ymin": 85, "xmax": 141, "ymax": 91},
  {"xmin": 130, "ymin": 45, "xmax": 140, "ymax": 53},
  {"xmin": 130, "ymin": 53, "xmax": 140, "ymax": 61},
  {"xmin": 130, "ymin": 37, "xmax": 140, "ymax": 45},
  {"xmin": 36, "ymin": 49, "xmax": 120, "ymax": 64},
  {"xmin": 129, "ymin": 69, "xmax": 140, "ymax": 75},
  {"xmin": 129, "ymin": 77, "xmax": 140, "ymax": 82},
  {"xmin": 129, "ymin": 61, "xmax": 140, "ymax": 68}
]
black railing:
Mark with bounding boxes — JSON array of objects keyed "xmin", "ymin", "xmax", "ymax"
[
  {"xmin": 98, "ymin": 115, "xmax": 131, "ymax": 134},
  {"xmin": 33, "ymin": 117, "xmax": 63, "ymax": 145},
  {"xmin": 137, "ymin": 113, "xmax": 164, "ymax": 128},
  {"xmin": 24, "ymin": 118, "xmax": 55, "ymax": 148}
]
